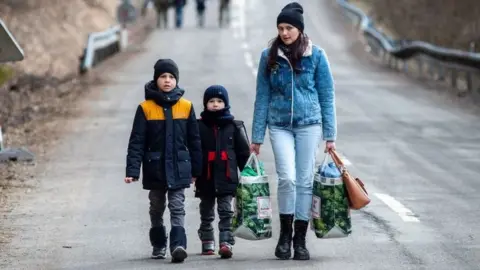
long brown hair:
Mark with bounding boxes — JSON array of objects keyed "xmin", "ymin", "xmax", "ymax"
[{"xmin": 266, "ymin": 33, "xmax": 309, "ymax": 75}]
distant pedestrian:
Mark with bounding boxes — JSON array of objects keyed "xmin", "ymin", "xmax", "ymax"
[
  {"xmin": 195, "ymin": 85, "xmax": 250, "ymax": 259},
  {"xmin": 218, "ymin": 0, "xmax": 230, "ymax": 27},
  {"xmin": 153, "ymin": 0, "xmax": 171, "ymax": 28},
  {"xmin": 250, "ymin": 2, "xmax": 338, "ymax": 261},
  {"xmin": 196, "ymin": 0, "xmax": 207, "ymax": 27},
  {"xmin": 125, "ymin": 58, "xmax": 202, "ymax": 263},
  {"xmin": 174, "ymin": 0, "xmax": 188, "ymax": 28}
]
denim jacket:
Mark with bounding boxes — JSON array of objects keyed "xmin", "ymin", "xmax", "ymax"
[{"xmin": 251, "ymin": 40, "xmax": 337, "ymax": 144}]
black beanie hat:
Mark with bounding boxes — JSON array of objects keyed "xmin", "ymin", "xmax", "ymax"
[
  {"xmin": 203, "ymin": 85, "xmax": 230, "ymax": 108},
  {"xmin": 153, "ymin": 59, "xmax": 179, "ymax": 82},
  {"xmin": 276, "ymin": 2, "xmax": 304, "ymax": 32}
]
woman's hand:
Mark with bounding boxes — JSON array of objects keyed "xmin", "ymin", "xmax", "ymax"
[
  {"xmin": 250, "ymin": 143, "xmax": 261, "ymax": 155},
  {"xmin": 324, "ymin": 141, "xmax": 336, "ymax": 153}
]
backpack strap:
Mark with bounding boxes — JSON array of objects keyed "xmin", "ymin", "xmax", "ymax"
[{"xmin": 233, "ymin": 120, "xmax": 250, "ymax": 145}]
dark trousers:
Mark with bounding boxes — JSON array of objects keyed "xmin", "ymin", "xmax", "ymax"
[
  {"xmin": 149, "ymin": 188, "xmax": 185, "ymax": 228},
  {"xmin": 156, "ymin": 8, "xmax": 168, "ymax": 28},
  {"xmin": 198, "ymin": 195, "xmax": 235, "ymax": 244},
  {"xmin": 149, "ymin": 188, "xmax": 187, "ymax": 250}
]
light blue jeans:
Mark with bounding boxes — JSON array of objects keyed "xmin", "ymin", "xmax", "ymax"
[{"xmin": 269, "ymin": 124, "xmax": 322, "ymax": 221}]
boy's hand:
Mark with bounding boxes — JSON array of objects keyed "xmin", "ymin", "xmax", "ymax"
[
  {"xmin": 191, "ymin": 177, "xmax": 197, "ymax": 184},
  {"xmin": 124, "ymin": 177, "xmax": 137, "ymax": 184}
]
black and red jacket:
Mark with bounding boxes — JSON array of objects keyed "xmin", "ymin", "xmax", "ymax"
[{"xmin": 195, "ymin": 119, "xmax": 250, "ymax": 198}]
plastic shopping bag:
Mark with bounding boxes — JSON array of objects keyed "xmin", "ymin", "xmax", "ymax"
[
  {"xmin": 311, "ymin": 153, "xmax": 352, "ymax": 238},
  {"xmin": 232, "ymin": 153, "xmax": 272, "ymax": 240}
]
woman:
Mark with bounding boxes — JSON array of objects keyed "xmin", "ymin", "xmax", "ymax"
[{"xmin": 250, "ymin": 2, "xmax": 337, "ymax": 261}]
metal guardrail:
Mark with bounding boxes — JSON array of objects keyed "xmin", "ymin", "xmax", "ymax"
[
  {"xmin": 79, "ymin": 25, "xmax": 124, "ymax": 74},
  {"xmin": 79, "ymin": 1, "xmax": 138, "ymax": 74},
  {"xmin": 337, "ymin": 0, "xmax": 480, "ymax": 96}
]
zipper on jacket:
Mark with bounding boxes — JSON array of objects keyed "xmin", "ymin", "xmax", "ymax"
[
  {"xmin": 288, "ymin": 60, "xmax": 294, "ymax": 126},
  {"xmin": 214, "ymin": 125, "xmax": 220, "ymax": 191}
]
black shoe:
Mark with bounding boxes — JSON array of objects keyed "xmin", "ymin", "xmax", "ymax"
[
  {"xmin": 293, "ymin": 220, "xmax": 310, "ymax": 260},
  {"xmin": 170, "ymin": 226, "xmax": 188, "ymax": 263},
  {"xmin": 149, "ymin": 226, "xmax": 167, "ymax": 259},
  {"xmin": 274, "ymin": 214, "xmax": 293, "ymax": 260},
  {"xmin": 171, "ymin": 246, "xmax": 188, "ymax": 263},
  {"xmin": 151, "ymin": 246, "xmax": 167, "ymax": 259}
]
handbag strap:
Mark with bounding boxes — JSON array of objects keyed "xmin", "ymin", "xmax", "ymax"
[{"xmin": 329, "ymin": 150, "xmax": 346, "ymax": 172}]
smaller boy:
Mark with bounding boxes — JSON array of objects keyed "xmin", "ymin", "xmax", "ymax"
[
  {"xmin": 195, "ymin": 85, "xmax": 250, "ymax": 258},
  {"xmin": 125, "ymin": 59, "xmax": 202, "ymax": 263}
]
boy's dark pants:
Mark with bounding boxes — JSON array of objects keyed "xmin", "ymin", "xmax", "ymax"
[
  {"xmin": 149, "ymin": 188, "xmax": 187, "ymax": 252},
  {"xmin": 198, "ymin": 195, "xmax": 235, "ymax": 245}
]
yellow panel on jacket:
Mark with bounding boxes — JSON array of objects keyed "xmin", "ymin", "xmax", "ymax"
[{"xmin": 140, "ymin": 98, "xmax": 192, "ymax": 120}]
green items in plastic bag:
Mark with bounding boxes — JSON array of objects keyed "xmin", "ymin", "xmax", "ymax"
[
  {"xmin": 232, "ymin": 153, "xmax": 272, "ymax": 240},
  {"xmin": 311, "ymin": 153, "xmax": 352, "ymax": 239}
]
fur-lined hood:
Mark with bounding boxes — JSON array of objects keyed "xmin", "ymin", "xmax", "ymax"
[{"xmin": 277, "ymin": 39, "xmax": 314, "ymax": 58}]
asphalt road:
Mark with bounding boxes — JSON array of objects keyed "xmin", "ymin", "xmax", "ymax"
[{"xmin": 1, "ymin": 0, "xmax": 480, "ymax": 269}]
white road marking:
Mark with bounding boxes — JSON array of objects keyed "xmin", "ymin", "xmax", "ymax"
[
  {"xmin": 374, "ymin": 193, "xmax": 420, "ymax": 222},
  {"xmin": 236, "ymin": 0, "xmax": 246, "ymax": 39},
  {"xmin": 244, "ymin": 52, "xmax": 254, "ymax": 69},
  {"xmin": 340, "ymin": 155, "xmax": 352, "ymax": 166},
  {"xmin": 232, "ymin": 0, "xmax": 257, "ymax": 75}
]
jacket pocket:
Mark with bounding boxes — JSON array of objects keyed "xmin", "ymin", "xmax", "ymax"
[
  {"xmin": 177, "ymin": 150, "xmax": 192, "ymax": 180},
  {"xmin": 269, "ymin": 67, "xmax": 288, "ymax": 92},
  {"xmin": 298, "ymin": 60, "xmax": 315, "ymax": 88},
  {"xmin": 143, "ymin": 152, "xmax": 164, "ymax": 182}
]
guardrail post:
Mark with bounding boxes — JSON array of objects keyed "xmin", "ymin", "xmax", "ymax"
[
  {"xmin": 416, "ymin": 58, "xmax": 423, "ymax": 78},
  {"xmin": 378, "ymin": 48, "xmax": 384, "ymax": 60},
  {"xmin": 383, "ymin": 52, "xmax": 389, "ymax": 65},
  {"xmin": 466, "ymin": 72, "xmax": 473, "ymax": 92},
  {"xmin": 451, "ymin": 69, "xmax": 458, "ymax": 89},
  {"xmin": 438, "ymin": 65, "xmax": 445, "ymax": 81},
  {"xmin": 120, "ymin": 27, "xmax": 128, "ymax": 51},
  {"xmin": 427, "ymin": 60, "xmax": 434, "ymax": 79},
  {"xmin": 402, "ymin": 59, "xmax": 408, "ymax": 73},
  {"xmin": 0, "ymin": 125, "xmax": 4, "ymax": 151}
]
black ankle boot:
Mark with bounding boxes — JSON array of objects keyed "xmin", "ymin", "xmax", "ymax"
[
  {"xmin": 275, "ymin": 214, "xmax": 294, "ymax": 260},
  {"xmin": 293, "ymin": 220, "xmax": 310, "ymax": 260}
]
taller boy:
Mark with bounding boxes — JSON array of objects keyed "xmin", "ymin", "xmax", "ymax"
[{"xmin": 125, "ymin": 59, "xmax": 202, "ymax": 263}]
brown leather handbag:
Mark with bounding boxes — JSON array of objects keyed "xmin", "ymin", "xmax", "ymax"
[{"xmin": 329, "ymin": 150, "xmax": 370, "ymax": 210}]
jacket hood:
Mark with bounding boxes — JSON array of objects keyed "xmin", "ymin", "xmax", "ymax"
[{"xmin": 144, "ymin": 80, "xmax": 185, "ymax": 107}]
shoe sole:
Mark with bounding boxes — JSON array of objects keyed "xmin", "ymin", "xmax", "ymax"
[
  {"xmin": 293, "ymin": 254, "xmax": 310, "ymax": 260},
  {"xmin": 275, "ymin": 251, "xmax": 291, "ymax": 260},
  {"xmin": 201, "ymin": 250, "xmax": 215, "ymax": 255},
  {"xmin": 171, "ymin": 247, "xmax": 188, "ymax": 263},
  {"xmin": 219, "ymin": 246, "xmax": 232, "ymax": 259},
  {"xmin": 151, "ymin": 254, "xmax": 166, "ymax": 259}
]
